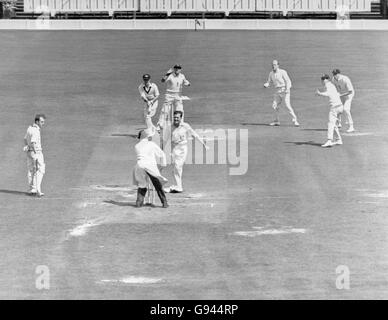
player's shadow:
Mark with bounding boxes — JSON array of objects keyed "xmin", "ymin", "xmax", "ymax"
[
  {"xmin": 284, "ymin": 141, "xmax": 322, "ymax": 147},
  {"xmin": 241, "ymin": 123, "xmax": 298, "ymax": 127},
  {"xmin": 302, "ymin": 128, "xmax": 327, "ymax": 132},
  {"xmin": 103, "ymin": 200, "xmax": 137, "ymax": 207},
  {"xmin": 241, "ymin": 122, "xmax": 272, "ymax": 126},
  {"xmin": 0, "ymin": 189, "xmax": 31, "ymax": 196},
  {"xmin": 111, "ymin": 133, "xmax": 138, "ymax": 139}
]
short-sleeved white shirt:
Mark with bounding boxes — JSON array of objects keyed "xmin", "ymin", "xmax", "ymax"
[
  {"xmin": 172, "ymin": 122, "xmax": 198, "ymax": 146},
  {"xmin": 138, "ymin": 82, "xmax": 159, "ymax": 101},
  {"xmin": 24, "ymin": 124, "xmax": 42, "ymax": 151},
  {"xmin": 333, "ymin": 74, "xmax": 354, "ymax": 95},
  {"xmin": 165, "ymin": 73, "xmax": 190, "ymax": 94}
]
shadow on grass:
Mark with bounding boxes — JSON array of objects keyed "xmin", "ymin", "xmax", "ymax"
[
  {"xmin": 111, "ymin": 133, "xmax": 138, "ymax": 139},
  {"xmin": 103, "ymin": 200, "xmax": 137, "ymax": 207},
  {"xmin": 241, "ymin": 123, "xmax": 299, "ymax": 128},
  {"xmin": 302, "ymin": 128, "xmax": 327, "ymax": 132},
  {"xmin": 241, "ymin": 123, "xmax": 271, "ymax": 126},
  {"xmin": 0, "ymin": 189, "xmax": 31, "ymax": 196},
  {"xmin": 284, "ymin": 141, "xmax": 322, "ymax": 147}
]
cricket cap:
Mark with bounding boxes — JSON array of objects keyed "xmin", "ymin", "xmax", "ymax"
[
  {"xmin": 142, "ymin": 74, "xmax": 151, "ymax": 80},
  {"xmin": 332, "ymin": 69, "xmax": 341, "ymax": 75},
  {"xmin": 173, "ymin": 64, "xmax": 182, "ymax": 69},
  {"xmin": 138, "ymin": 127, "xmax": 156, "ymax": 140}
]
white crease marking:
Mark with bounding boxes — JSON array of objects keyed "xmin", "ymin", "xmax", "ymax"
[
  {"xmin": 342, "ymin": 132, "xmax": 376, "ymax": 137},
  {"xmin": 234, "ymin": 227, "xmax": 307, "ymax": 237},
  {"xmin": 91, "ymin": 185, "xmax": 133, "ymax": 192},
  {"xmin": 99, "ymin": 276, "xmax": 163, "ymax": 284}
]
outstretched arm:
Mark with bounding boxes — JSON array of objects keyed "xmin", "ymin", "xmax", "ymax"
[
  {"xmin": 316, "ymin": 89, "xmax": 329, "ymax": 97},
  {"xmin": 187, "ymin": 125, "xmax": 209, "ymax": 150}
]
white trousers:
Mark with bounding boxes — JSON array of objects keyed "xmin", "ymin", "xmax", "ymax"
[
  {"xmin": 328, "ymin": 105, "xmax": 344, "ymax": 141},
  {"xmin": 171, "ymin": 144, "xmax": 188, "ymax": 191},
  {"xmin": 158, "ymin": 93, "xmax": 184, "ymax": 128},
  {"xmin": 27, "ymin": 151, "xmax": 45, "ymax": 193},
  {"xmin": 338, "ymin": 94, "xmax": 354, "ymax": 126},
  {"xmin": 144, "ymin": 100, "xmax": 158, "ymax": 129},
  {"xmin": 272, "ymin": 90, "xmax": 297, "ymax": 122}
]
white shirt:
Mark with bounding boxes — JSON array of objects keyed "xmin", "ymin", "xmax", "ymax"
[
  {"xmin": 135, "ymin": 139, "xmax": 166, "ymax": 167},
  {"xmin": 138, "ymin": 82, "xmax": 159, "ymax": 101},
  {"xmin": 172, "ymin": 122, "xmax": 199, "ymax": 146},
  {"xmin": 320, "ymin": 81, "xmax": 343, "ymax": 108},
  {"xmin": 267, "ymin": 68, "xmax": 292, "ymax": 90},
  {"xmin": 165, "ymin": 73, "xmax": 190, "ymax": 94},
  {"xmin": 332, "ymin": 74, "xmax": 354, "ymax": 96},
  {"xmin": 133, "ymin": 138, "xmax": 167, "ymax": 185},
  {"xmin": 24, "ymin": 124, "xmax": 42, "ymax": 151}
]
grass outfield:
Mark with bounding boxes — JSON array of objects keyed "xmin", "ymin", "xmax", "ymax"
[{"xmin": 1, "ymin": 30, "xmax": 388, "ymax": 299}]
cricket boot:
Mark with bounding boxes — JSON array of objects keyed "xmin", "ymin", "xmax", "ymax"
[
  {"xmin": 155, "ymin": 187, "xmax": 169, "ymax": 208},
  {"xmin": 136, "ymin": 188, "xmax": 147, "ymax": 207}
]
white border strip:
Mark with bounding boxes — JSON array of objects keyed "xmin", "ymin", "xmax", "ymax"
[{"xmin": 0, "ymin": 19, "xmax": 388, "ymax": 30}]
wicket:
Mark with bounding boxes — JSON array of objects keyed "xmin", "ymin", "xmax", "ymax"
[{"xmin": 145, "ymin": 176, "xmax": 155, "ymax": 205}]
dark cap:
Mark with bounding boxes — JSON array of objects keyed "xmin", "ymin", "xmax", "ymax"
[
  {"xmin": 143, "ymin": 74, "xmax": 151, "ymax": 80},
  {"xmin": 332, "ymin": 69, "xmax": 341, "ymax": 75},
  {"xmin": 321, "ymin": 74, "xmax": 330, "ymax": 81},
  {"xmin": 173, "ymin": 64, "xmax": 182, "ymax": 69}
]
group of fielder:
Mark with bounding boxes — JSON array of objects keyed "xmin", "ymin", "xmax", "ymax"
[
  {"xmin": 22, "ymin": 61, "xmax": 355, "ymax": 207},
  {"xmin": 264, "ymin": 60, "xmax": 355, "ymax": 147}
]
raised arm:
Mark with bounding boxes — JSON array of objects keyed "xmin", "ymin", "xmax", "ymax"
[{"xmin": 161, "ymin": 68, "xmax": 173, "ymax": 83}]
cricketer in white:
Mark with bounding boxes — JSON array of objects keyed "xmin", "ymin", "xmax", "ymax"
[
  {"xmin": 158, "ymin": 64, "xmax": 190, "ymax": 131},
  {"xmin": 332, "ymin": 68, "xmax": 355, "ymax": 133},
  {"xmin": 165, "ymin": 110, "xmax": 209, "ymax": 193},
  {"xmin": 138, "ymin": 73, "xmax": 159, "ymax": 130},
  {"xmin": 132, "ymin": 128, "xmax": 169, "ymax": 208},
  {"xmin": 316, "ymin": 74, "xmax": 344, "ymax": 148},
  {"xmin": 264, "ymin": 60, "xmax": 300, "ymax": 127},
  {"xmin": 23, "ymin": 114, "xmax": 46, "ymax": 197}
]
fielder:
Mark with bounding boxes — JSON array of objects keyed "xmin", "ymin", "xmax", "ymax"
[
  {"xmin": 157, "ymin": 64, "xmax": 190, "ymax": 140},
  {"xmin": 138, "ymin": 74, "xmax": 159, "ymax": 130},
  {"xmin": 264, "ymin": 60, "xmax": 300, "ymax": 127},
  {"xmin": 132, "ymin": 128, "xmax": 169, "ymax": 208},
  {"xmin": 332, "ymin": 69, "xmax": 355, "ymax": 133},
  {"xmin": 23, "ymin": 114, "xmax": 46, "ymax": 197},
  {"xmin": 164, "ymin": 111, "xmax": 209, "ymax": 193},
  {"xmin": 316, "ymin": 74, "xmax": 344, "ymax": 148}
]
